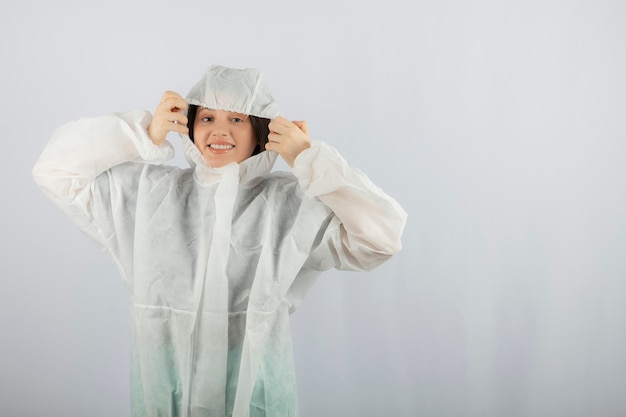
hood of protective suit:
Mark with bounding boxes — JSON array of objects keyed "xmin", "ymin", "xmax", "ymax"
[
  {"xmin": 186, "ymin": 65, "xmax": 280, "ymax": 119},
  {"xmin": 181, "ymin": 65, "xmax": 280, "ymax": 177}
]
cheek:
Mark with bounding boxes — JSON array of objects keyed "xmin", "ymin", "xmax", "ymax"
[
  {"xmin": 240, "ymin": 128, "xmax": 257, "ymax": 152},
  {"xmin": 193, "ymin": 125, "xmax": 208, "ymax": 144},
  {"xmin": 192, "ymin": 129, "xmax": 207, "ymax": 152}
]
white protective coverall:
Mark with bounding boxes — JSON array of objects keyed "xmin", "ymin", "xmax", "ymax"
[{"xmin": 33, "ymin": 65, "xmax": 407, "ymax": 417}]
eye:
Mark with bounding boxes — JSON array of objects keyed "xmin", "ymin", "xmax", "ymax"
[
  {"xmin": 201, "ymin": 116, "xmax": 214, "ymax": 122},
  {"xmin": 231, "ymin": 117, "xmax": 244, "ymax": 123}
]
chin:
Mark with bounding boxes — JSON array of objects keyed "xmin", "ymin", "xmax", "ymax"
[{"xmin": 202, "ymin": 156, "xmax": 240, "ymax": 168}]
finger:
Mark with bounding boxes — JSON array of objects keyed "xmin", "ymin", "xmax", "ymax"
[
  {"xmin": 156, "ymin": 117, "xmax": 188, "ymax": 135},
  {"xmin": 271, "ymin": 115, "xmax": 294, "ymax": 129},
  {"xmin": 268, "ymin": 120, "xmax": 281, "ymax": 135},
  {"xmin": 264, "ymin": 141, "xmax": 279, "ymax": 152},
  {"xmin": 158, "ymin": 91, "xmax": 186, "ymax": 111},
  {"xmin": 156, "ymin": 114, "xmax": 187, "ymax": 132},
  {"xmin": 267, "ymin": 132, "xmax": 281, "ymax": 144},
  {"xmin": 269, "ymin": 119, "xmax": 293, "ymax": 136},
  {"xmin": 268, "ymin": 119, "xmax": 282, "ymax": 133},
  {"xmin": 171, "ymin": 123, "xmax": 189, "ymax": 135},
  {"xmin": 171, "ymin": 112, "xmax": 188, "ymax": 125},
  {"xmin": 158, "ymin": 95, "xmax": 188, "ymax": 112},
  {"xmin": 292, "ymin": 121, "xmax": 308, "ymax": 134},
  {"xmin": 156, "ymin": 107, "xmax": 188, "ymax": 126},
  {"xmin": 160, "ymin": 90, "xmax": 185, "ymax": 102}
]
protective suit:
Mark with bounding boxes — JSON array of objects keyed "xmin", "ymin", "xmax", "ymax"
[{"xmin": 33, "ymin": 65, "xmax": 407, "ymax": 417}]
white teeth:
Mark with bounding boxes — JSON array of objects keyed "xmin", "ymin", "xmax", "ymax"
[{"xmin": 209, "ymin": 144, "xmax": 234, "ymax": 150}]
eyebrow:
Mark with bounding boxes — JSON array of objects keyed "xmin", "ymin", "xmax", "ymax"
[{"xmin": 198, "ymin": 108, "xmax": 248, "ymax": 119}]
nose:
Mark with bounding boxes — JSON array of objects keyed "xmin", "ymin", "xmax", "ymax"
[
  {"xmin": 210, "ymin": 118, "xmax": 229, "ymax": 137},
  {"xmin": 211, "ymin": 129, "xmax": 228, "ymax": 137}
]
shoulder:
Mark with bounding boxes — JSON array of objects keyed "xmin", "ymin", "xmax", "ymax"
[
  {"xmin": 257, "ymin": 171, "xmax": 301, "ymax": 195},
  {"xmin": 238, "ymin": 171, "xmax": 303, "ymax": 207},
  {"xmin": 105, "ymin": 162, "xmax": 186, "ymax": 179},
  {"xmin": 253, "ymin": 171, "xmax": 331, "ymax": 218}
]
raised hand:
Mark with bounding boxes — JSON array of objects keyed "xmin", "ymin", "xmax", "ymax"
[
  {"xmin": 148, "ymin": 91, "xmax": 189, "ymax": 145},
  {"xmin": 266, "ymin": 116, "xmax": 311, "ymax": 167}
]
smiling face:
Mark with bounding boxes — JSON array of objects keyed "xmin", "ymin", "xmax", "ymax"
[{"xmin": 192, "ymin": 107, "xmax": 257, "ymax": 167}]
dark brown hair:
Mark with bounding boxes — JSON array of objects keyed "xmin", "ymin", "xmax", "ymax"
[{"xmin": 187, "ymin": 104, "xmax": 270, "ymax": 156}]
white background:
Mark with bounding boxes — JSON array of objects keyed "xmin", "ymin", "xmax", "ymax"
[{"xmin": 2, "ymin": 0, "xmax": 626, "ymax": 416}]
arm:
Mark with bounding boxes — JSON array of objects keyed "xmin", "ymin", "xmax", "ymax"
[
  {"xmin": 266, "ymin": 116, "xmax": 406, "ymax": 271},
  {"xmin": 33, "ymin": 110, "xmax": 172, "ymax": 198},
  {"xmin": 293, "ymin": 141, "xmax": 407, "ymax": 271},
  {"xmin": 33, "ymin": 91, "xmax": 187, "ymax": 233},
  {"xmin": 32, "ymin": 109, "xmax": 175, "ymax": 256}
]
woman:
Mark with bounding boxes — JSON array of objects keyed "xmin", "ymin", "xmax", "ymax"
[{"xmin": 33, "ymin": 65, "xmax": 407, "ymax": 417}]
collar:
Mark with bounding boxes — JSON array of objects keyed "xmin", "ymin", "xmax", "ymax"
[{"xmin": 180, "ymin": 134, "xmax": 277, "ymax": 185}]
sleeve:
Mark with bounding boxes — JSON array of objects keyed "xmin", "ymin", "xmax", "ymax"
[
  {"xmin": 32, "ymin": 110, "xmax": 175, "ymax": 273},
  {"xmin": 292, "ymin": 141, "xmax": 407, "ymax": 272}
]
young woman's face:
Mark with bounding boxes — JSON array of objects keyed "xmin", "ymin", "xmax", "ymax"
[{"xmin": 193, "ymin": 108, "xmax": 257, "ymax": 167}]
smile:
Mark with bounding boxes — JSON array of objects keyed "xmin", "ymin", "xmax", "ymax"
[{"xmin": 208, "ymin": 144, "xmax": 235, "ymax": 150}]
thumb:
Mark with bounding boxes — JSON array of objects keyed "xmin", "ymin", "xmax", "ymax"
[{"xmin": 293, "ymin": 120, "xmax": 308, "ymax": 135}]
